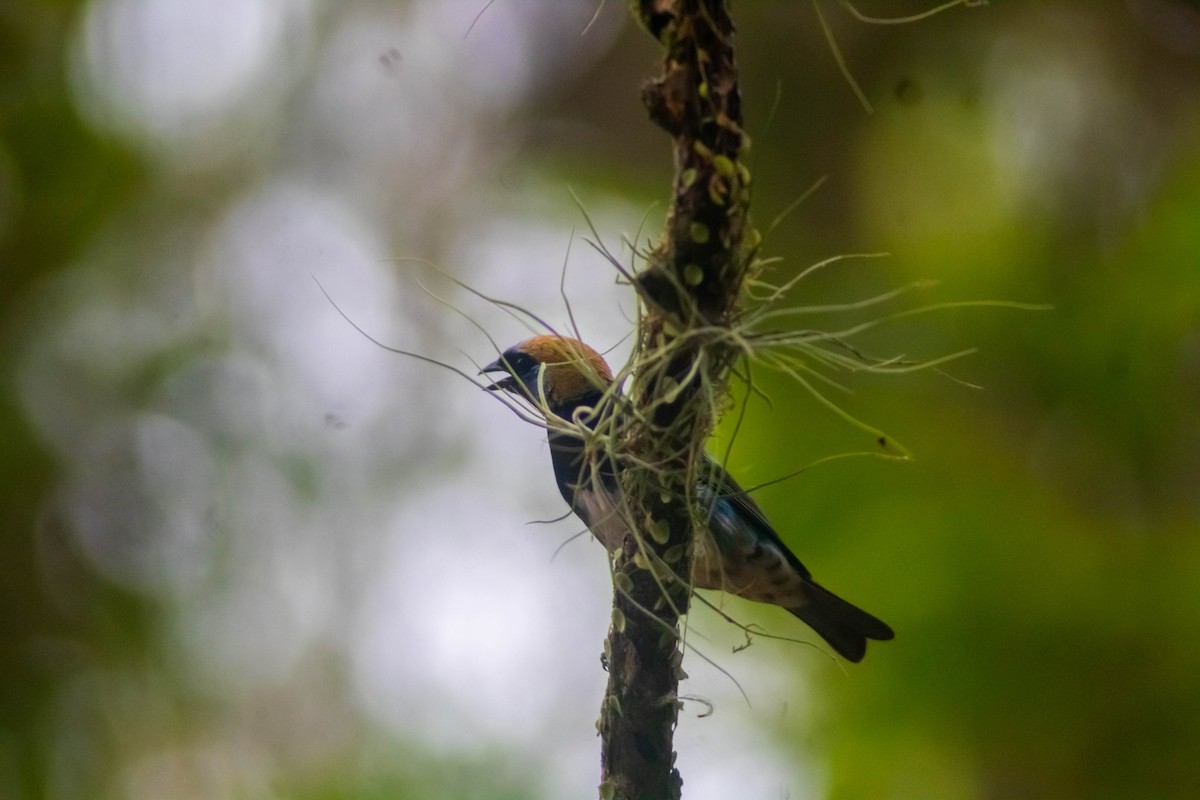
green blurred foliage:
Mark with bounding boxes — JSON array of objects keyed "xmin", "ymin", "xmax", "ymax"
[
  {"xmin": 3, "ymin": 1, "xmax": 1199, "ymax": 798},
  {"xmin": 1, "ymin": 3, "xmax": 145, "ymax": 797},
  {"xmin": 703, "ymin": 5, "xmax": 1200, "ymax": 797}
]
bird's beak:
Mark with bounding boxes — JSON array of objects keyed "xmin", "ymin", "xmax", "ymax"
[{"xmin": 480, "ymin": 358, "xmax": 517, "ymax": 392}]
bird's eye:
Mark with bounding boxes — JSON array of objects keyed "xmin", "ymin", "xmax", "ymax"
[{"xmin": 504, "ymin": 351, "xmax": 537, "ymax": 379}]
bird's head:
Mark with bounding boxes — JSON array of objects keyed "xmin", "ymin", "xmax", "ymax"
[{"xmin": 481, "ymin": 335, "xmax": 613, "ymax": 416}]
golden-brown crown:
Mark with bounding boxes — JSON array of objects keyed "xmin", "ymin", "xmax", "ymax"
[{"xmin": 510, "ymin": 335, "xmax": 613, "ymax": 406}]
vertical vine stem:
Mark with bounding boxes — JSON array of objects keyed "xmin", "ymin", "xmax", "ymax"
[{"xmin": 598, "ymin": 2, "xmax": 751, "ymax": 798}]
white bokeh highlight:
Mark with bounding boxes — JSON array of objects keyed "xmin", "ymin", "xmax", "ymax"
[{"xmin": 72, "ymin": 0, "xmax": 312, "ymax": 160}]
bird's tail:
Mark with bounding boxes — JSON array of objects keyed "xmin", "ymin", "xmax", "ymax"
[{"xmin": 790, "ymin": 581, "xmax": 894, "ymax": 663}]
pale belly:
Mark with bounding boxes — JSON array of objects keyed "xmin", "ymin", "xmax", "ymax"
[
  {"xmin": 575, "ymin": 489, "xmax": 807, "ymax": 608},
  {"xmin": 690, "ymin": 535, "xmax": 808, "ymax": 608}
]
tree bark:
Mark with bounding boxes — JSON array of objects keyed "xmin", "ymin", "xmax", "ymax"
[{"xmin": 597, "ymin": 2, "xmax": 750, "ymax": 798}]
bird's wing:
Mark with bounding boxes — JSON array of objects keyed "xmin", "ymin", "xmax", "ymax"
[{"xmin": 700, "ymin": 455, "xmax": 813, "ymax": 580}]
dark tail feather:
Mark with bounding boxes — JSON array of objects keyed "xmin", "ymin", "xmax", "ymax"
[{"xmin": 790, "ymin": 582, "xmax": 894, "ymax": 663}]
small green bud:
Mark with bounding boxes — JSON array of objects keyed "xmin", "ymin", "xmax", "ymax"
[
  {"xmin": 745, "ymin": 227, "xmax": 762, "ymax": 252},
  {"xmin": 708, "ymin": 177, "xmax": 728, "ymax": 205}
]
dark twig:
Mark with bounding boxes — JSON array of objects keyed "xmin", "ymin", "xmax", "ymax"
[{"xmin": 598, "ymin": 2, "xmax": 750, "ymax": 798}]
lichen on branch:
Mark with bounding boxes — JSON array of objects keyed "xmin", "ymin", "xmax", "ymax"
[{"xmin": 598, "ymin": 2, "xmax": 753, "ymax": 799}]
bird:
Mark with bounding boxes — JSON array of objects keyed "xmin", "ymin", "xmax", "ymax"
[{"xmin": 481, "ymin": 334, "xmax": 894, "ymax": 662}]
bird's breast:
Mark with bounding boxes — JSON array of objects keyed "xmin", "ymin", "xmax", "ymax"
[{"xmin": 572, "ymin": 485, "xmax": 628, "ymax": 552}]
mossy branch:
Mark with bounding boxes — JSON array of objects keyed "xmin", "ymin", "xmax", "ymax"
[{"xmin": 598, "ymin": 2, "xmax": 750, "ymax": 798}]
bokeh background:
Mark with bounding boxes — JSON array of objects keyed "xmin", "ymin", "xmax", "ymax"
[{"xmin": 2, "ymin": 1, "xmax": 1199, "ymax": 798}]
